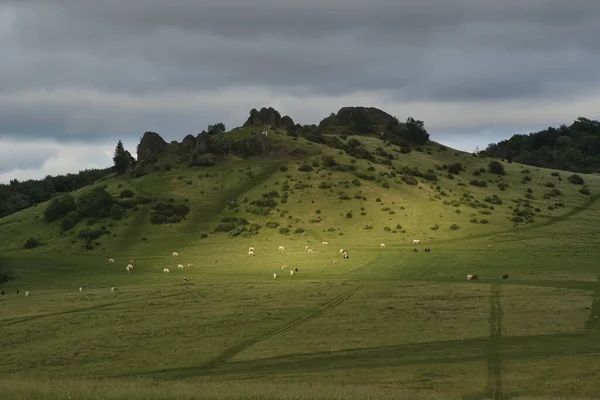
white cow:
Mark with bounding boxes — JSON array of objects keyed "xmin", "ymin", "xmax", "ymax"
[
  {"xmin": 163, "ymin": 268, "xmax": 171, "ymax": 273},
  {"xmin": 25, "ymin": 291, "xmax": 29, "ymax": 297},
  {"xmin": 125, "ymin": 265, "xmax": 134, "ymax": 273},
  {"xmin": 79, "ymin": 287, "xmax": 83, "ymax": 292},
  {"xmin": 273, "ymin": 273, "xmax": 278, "ymax": 279},
  {"xmin": 279, "ymin": 246, "xmax": 285, "ymax": 250},
  {"xmin": 467, "ymin": 274, "xmax": 474, "ymax": 280},
  {"xmin": 177, "ymin": 264, "xmax": 184, "ymax": 269},
  {"xmin": 111, "ymin": 287, "xmax": 115, "ymax": 292},
  {"xmin": 172, "ymin": 252, "xmax": 179, "ymax": 256},
  {"xmin": 187, "ymin": 263, "xmax": 194, "ymax": 268},
  {"xmin": 339, "ymin": 249, "xmax": 344, "ymax": 253},
  {"xmin": 108, "ymin": 258, "xmax": 115, "ymax": 263},
  {"xmin": 249, "ymin": 251, "xmax": 255, "ymax": 256},
  {"xmin": 290, "ymin": 270, "xmax": 295, "ymax": 276},
  {"xmin": 413, "ymin": 239, "xmax": 420, "ymax": 244},
  {"xmin": 322, "ymin": 241, "xmax": 329, "ymax": 246},
  {"xmin": 249, "ymin": 247, "xmax": 255, "ymax": 252},
  {"xmin": 380, "ymin": 243, "xmax": 385, "ymax": 248}
]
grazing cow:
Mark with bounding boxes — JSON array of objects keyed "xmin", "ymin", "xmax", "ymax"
[
  {"xmin": 307, "ymin": 248, "xmax": 314, "ymax": 253},
  {"xmin": 467, "ymin": 274, "xmax": 473, "ymax": 280},
  {"xmin": 1, "ymin": 290, "xmax": 4, "ymax": 296},
  {"xmin": 109, "ymin": 258, "xmax": 115, "ymax": 263},
  {"xmin": 413, "ymin": 248, "xmax": 419, "ymax": 252},
  {"xmin": 502, "ymin": 274, "xmax": 509, "ymax": 279},
  {"xmin": 413, "ymin": 239, "xmax": 420, "ymax": 244},
  {"xmin": 280, "ymin": 265, "xmax": 287, "ymax": 270},
  {"xmin": 339, "ymin": 249, "xmax": 344, "ymax": 253},
  {"xmin": 16, "ymin": 289, "xmax": 19, "ymax": 294},
  {"xmin": 178, "ymin": 264, "xmax": 184, "ymax": 269},
  {"xmin": 25, "ymin": 291, "xmax": 29, "ymax": 297},
  {"xmin": 249, "ymin": 247, "xmax": 255, "ymax": 252},
  {"xmin": 322, "ymin": 241, "xmax": 329, "ymax": 246},
  {"xmin": 248, "ymin": 251, "xmax": 255, "ymax": 256},
  {"xmin": 111, "ymin": 287, "xmax": 115, "ymax": 292},
  {"xmin": 380, "ymin": 243, "xmax": 385, "ymax": 248},
  {"xmin": 279, "ymin": 246, "xmax": 285, "ymax": 250},
  {"xmin": 488, "ymin": 244, "xmax": 491, "ymax": 248},
  {"xmin": 343, "ymin": 250, "xmax": 349, "ymax": 259},
  {"xmin": 183, "ymin": 276, "xmax": 188, "ymax": 284},
  {"xmin": 173, "ymin": 252, "xmax": 178, "ymax": 256},
  {"xmin": 333, "ymin": 260, "xmax": 338, "ymax": 264},
  {"xmin": 305, "ymin": 246, "xmax": 309, "ymax": 249},
  {"xmin": 295, "ymin": 268, "xmax": 299, "ymax": 272},
  {"xmin": 163, "ymin": 268, "xmax": 171, "ymax": 273},
  {"xmin": 425, "ymin": 248, "xmax": 431, "ymax": 252},
  {"xmin": 467, "ymin": 274, "xmax": 479, "ymax": 280},
  {"xmin": 273, "ymin": 273, "xmax": 278, "ymax": 279},
  {"xmin": 290, "ymin": 270, "xmax": 295, "ymax": 275},
  {"xmin": 187, "ymin": 263, "xmax": 194, "ymax": 268},
  {"xmin": 79, "ymin": 287, "xmax": 82, "ymax": 292},
  {"xmin": 130, "ymin": 258, "xmax": 135, "ymax": 263}
]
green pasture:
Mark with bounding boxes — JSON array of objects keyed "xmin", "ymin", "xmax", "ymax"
[{"xmin": 1, "ymin": 133, "xmax": 599, "ymax": 399}]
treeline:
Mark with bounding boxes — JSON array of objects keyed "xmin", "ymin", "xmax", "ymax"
[
  {"xmin": 0, "ymin": 168, "xmax": 113, "ymax": 218},
  {"xmin": 481, "ymin": 117, "xmax": 600, "ymax": 173}
]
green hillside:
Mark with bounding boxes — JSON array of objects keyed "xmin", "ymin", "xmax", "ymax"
[{"xmin": 1, "ymin": 107, "xmax": 599, "ymax": 400}]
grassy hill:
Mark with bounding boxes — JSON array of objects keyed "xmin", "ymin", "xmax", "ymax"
[{"xmin": 1, "ymin": 108, "xmax": 599, "ymax": 399}]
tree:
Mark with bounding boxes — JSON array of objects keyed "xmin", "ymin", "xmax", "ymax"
[
  {"xmin": 207, "ymin": 123, "xmax": 226, "ymax": 135},
  {"xmin": 113, "ymin": 140, "xmax": 134, "ymax": 174}
]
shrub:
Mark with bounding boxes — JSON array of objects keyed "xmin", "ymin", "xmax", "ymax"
[
  {"xmin": 469, "ymin": 179, "xmax": 487, "ymax": 187},
  {"xmin": 447, "ymin": 163, "xmax": 463, "ymax": 175},
  {"xmin": 401, "ymin": 175, "xmax": 418, "ymax": 185},
  {"xmin": 568, "ymin": 174, "xmax": 585, "ymax": 185},
  {"xmin": 279, "ymin": 227, "xmax": 290, "ymax": 234},
  {"xmin": 294, "ymin": 227, "xmax": 305, "ymax": 233},
  {"xmin": 363, "ymin": 224, "xmax": 373, "ymax": 229},
  {"xmin": 479, "ymin": 219, "xmax": 489, "ymax": 224},
  {"xmin": 431, "ymin": 224, "xmax": 440, "ymax": 230},
  {"xmin": 44, "ymin": 194, "xmax": 77, "ymax": 222},
  {"xmin": 484, "ymin": 194, "xmax": 503, "ymax": 205},
  {"xmin": 150, "ymin": 202, "xmax": 190, "ymax": 224},
  {"xmin": 265, "ymin": 221, "xmax": 280, "ymax": 228},
  {"xmin": 551, "ymin": 172, "xmax": 560, "ymax": 177},
  {"xmin": 488, "ymin": 161, "xmax": 505, "ymax": 175},
  {"xmin": 498, "ymin": 182, "xmax": 509, "ymax": 191},
  {"xmin": 345, "ymin": 211, "xmax": 353, "ymax": 218},
  {"xmin": 544, "ymin": 182, "xmax": 555, "ymax": 188},
  {"xmin": 279, "ymin": 165, "xmax": 288, "ymax": 172},
  {"xmin": 298, "ymin": 164, "xmax": 313, "ymax": 172},
  {"xmin": 580, "ymin": 187, "xmax": 591, "ymax": 195},
  {"xmin": 450, "ymin": 224, "xmax": 461, "ymax": 230},
  {"xmin": 120, "ymin": 189, "xmax": 135, "ymax": 198},
  {"xmin": 24, "ymin": 237, "xmax": 42, "ymax": 249}
]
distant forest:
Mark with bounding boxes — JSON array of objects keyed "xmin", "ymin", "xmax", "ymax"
[
  {"xmin": 0, "ymin": 168, "xmax": 112, "ymax": 219},
  {"xmin": 481, "ymin": 117, "xmax": 600, "ymax": 173}
]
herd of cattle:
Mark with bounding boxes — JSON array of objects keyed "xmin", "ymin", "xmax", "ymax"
[{"xmin": 0, "ymin": 239, "xmax": 507, "ymax": 298}]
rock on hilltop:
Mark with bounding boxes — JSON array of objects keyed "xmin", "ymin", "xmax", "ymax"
[{"xmin": 243, "ymin": 107, "xmax": 296, "ymax": 130}]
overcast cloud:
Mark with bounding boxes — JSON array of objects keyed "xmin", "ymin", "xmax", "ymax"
[{"xmin": 1, "ymin": 0, "xmax": 599, "ymax": 183}]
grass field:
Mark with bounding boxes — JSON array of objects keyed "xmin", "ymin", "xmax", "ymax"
[{"xmin": 1, "ymin": 132, "xmax": 599, "ymax": 399}]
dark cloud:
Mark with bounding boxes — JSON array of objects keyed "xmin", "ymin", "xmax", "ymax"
[{"xmin": 0, "ymin": 0, "xmax": 598, "ymax": 150}]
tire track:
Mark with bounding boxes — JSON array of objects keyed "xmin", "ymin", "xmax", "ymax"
[
  {"xmin": 133, "ymin": 282, "xmax": 371, "ymax": 378},
  {"xmin": 0, "ymin": 290, "xmax": 192, "ymax": 329}
]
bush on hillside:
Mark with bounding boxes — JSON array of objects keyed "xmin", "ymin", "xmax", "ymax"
[
  {"xmin": 149, "ymin": 202, "xmax": 189, "ymax": 224},
  {"xmin": 450, "ymin": 224, "xmax": 461, "ymax": 230},
  {"xmin": 488, "ymin": 161, "xmax": 505, "ymax": 175},
  {"xmin": 447, "ymin": 163, "xmax": 463, "ymax": 175},
  {"xmin": 469, "ymin": 179, "xmax": 487, "ymax": 187},
  {"xmin": 568, "ymin": 174, "xmax": 585, "ymax": 185},
  {"xmin": 120, "ymin": 189, "xmax": 134, "ymax": 198},
  {"xmin": 189, "ymin": 153, "xmax": 216, "ymax": 167},
  {"xmin": 484, "ymin": 194, "xmax": 503, "ymax": 205},
  {"xmin": 44, "ymin": 194, "xmax": 77, "ymax": 222},
  {"xmin": 580, "ymin": 187, "xmax": 591, "ymax": 195},
  {"xmin": 24, "ymin": 237, "xmax": 42, "ymax": 249}
]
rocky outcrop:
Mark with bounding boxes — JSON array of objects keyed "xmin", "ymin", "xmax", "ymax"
[
  {"xmin": 243, "ymin": 107, "xmax": 296, "ymax": 129},
  {"xmin": 137, "ymin": 131, "xmax": 168, "ymax": 163},
  {"xmin": 318, "ymin": 107, "xmax": 398, "ymax": 133}
]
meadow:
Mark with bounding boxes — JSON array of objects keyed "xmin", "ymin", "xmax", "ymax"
[{"xmin": 1, "ymin": 132, "xmax": 599, "ymax": 399}]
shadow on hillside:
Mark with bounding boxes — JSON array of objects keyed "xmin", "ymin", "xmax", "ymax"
[{"xmin": 585, "ymin": 276, "xmax": 600, "ymax": 331}]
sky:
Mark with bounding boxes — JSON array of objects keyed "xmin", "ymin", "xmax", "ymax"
[{"xmin": 1, "ymin": 0, "xmax": 599, "ymax": 183}]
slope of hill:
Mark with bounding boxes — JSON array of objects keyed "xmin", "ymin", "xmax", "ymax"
[
  {"xmin": 482, "ymin": 116, "xmax": 600, "ymax": 173},
  {"xmin": 1, "ymin": 106, "xmax": 599, "ymax": 400}
]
